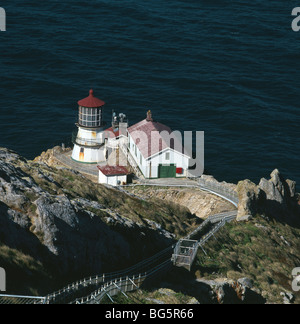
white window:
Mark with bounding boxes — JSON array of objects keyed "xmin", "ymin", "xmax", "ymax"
[
  {"xmin": 165, "ymin": 152, "xmax": 170, "ymax": 160},
  {"xmin": 79, "ymin": 106, "xmax": 102, "ymax": 127}
]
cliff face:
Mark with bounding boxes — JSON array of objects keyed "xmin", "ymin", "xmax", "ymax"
[
  {"xmin": 125, "ymin": 186, "xmax": 236, "ymax": 219},
  {"xmin": 0, "ymin": 148, "xmax": 199, "ymax": 293},
  {"xmin": 1, "ymin": 146, "xmax": 299, "ymax": 302},
  {"xmin": 236, "ymin": 169, "xmax": 300, "ymax": 225}
]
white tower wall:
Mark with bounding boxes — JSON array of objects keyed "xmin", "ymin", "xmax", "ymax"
[
  {"xmin": 72, "ymin": 143, "xmax": 105, "ymax": 163},
  {"xmin": 71, "ymin": 90, "xmax": 107, "ymax": 164}
]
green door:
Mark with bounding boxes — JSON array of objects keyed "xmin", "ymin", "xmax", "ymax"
[{"xmin": 158, "ymin": 164, "xmax": 176, "ymax": 178}]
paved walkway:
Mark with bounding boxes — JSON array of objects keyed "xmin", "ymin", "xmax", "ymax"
[
  {"xmin": 139, "ymin": 178, "xmax": 199, "ymax": 186},
  {"xmin": 54, "ymin": 150, "xmax": 200, "ymax": 186},
  {"xmin": 53, "ymin": 151, "xmax": 101, "ymax": 180},
  {"xmin": 53, "ymin": 149, "xmax": 133, "ymax": 182}
]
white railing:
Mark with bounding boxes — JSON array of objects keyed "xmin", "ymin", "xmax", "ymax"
[
  {"xmin": 1, "ymin": 176, "xmax": 239, "ymax": 304},
  {"xmin": 0, "ymin": 294, "xmax": 46, "ymax": 305},
  {"xmin": 43, "ymin": 245, "xmax": 173, "ymax": 304},
  {"xmin": 198, "ymin": 178, "xmax": 238, "ymax": 207},
  {"xmin": 119, "ymin": 142, "xmax": 144, "ymax": 179},
  {"xmin": 172, "ymin": 212, "xmax": 237, "ymax": 270},
  {"xmin": 71, "ymin": 259, "xmax": 172, "ymax": 304}
]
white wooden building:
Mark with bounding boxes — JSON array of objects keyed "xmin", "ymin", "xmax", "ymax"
[
  {"xmin": 97, "ymin": 165, "xmax": 129, "ymax": 186},
  {"xmin": 127, "ymin": 111, "xmax": 191, "ymax": 179}
]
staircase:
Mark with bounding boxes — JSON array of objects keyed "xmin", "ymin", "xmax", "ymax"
[
  {"xmin": 172, "ymin": 211, "xmax": 237, "ymax": 271},
  {"xmin": 0, "ymin": 179, "xmax": 239, "ymax": 304}
]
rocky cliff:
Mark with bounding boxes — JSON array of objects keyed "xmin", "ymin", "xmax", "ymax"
[
  {"xmin": 236, "ymin": 169, "xmax": 300, "ymax": 225},
  {"xmin": 0, "ymin": 146, "xmax": 299, "ymax": 303},
  {"xmin": 0, "ymin": 147, "xmax": 200, "ymax": 294}
]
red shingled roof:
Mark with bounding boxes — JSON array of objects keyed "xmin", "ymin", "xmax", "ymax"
[
  {"xmin": 97, "ymin": 165, "xmax": 129, "ymax": 176},
  {"xmin": 104, "ymin": 127, "xmax": 120, "ymax": 138},
  {"xmin": 78, "ymin": 89, "xmax": 105, "ymax": 108},
  {"xmin": 127, "ymin": 118, "xmax": 188, "ymax": 159}
]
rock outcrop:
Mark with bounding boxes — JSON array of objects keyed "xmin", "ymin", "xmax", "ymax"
[
  {"xmin": 178, "ymin": 277, "xmax": 266, "ymax": 304},
  {"xmin": 236, "ymin": 169, "xmax": 299, "ymax": 224},
  {"xmin": 236, "ymin": 180, "xmax": 263, "ymax": 221},
  {"xmin": 33, "ymin": 146, "xmax": 69, "ymax": 167},
  {"xmin": 0, "ymin": 147, "xmax": 183, "ymax": 283}
]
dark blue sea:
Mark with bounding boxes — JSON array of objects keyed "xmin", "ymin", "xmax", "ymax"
[{"xmin": 0, "ymin": 1, "xmax": 299, "ymax": 186}]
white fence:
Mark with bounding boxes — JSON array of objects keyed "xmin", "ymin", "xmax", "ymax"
[{"xmin": 0, "ymin": 174, "xmax": 239, "ymax": 304}]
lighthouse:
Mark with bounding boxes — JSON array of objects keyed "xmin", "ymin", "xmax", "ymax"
[{"xmin": 72, "ymin": 89, "xmax": 106, "ymax": 163}]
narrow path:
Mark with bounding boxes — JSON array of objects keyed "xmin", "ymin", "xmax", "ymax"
[{"xmin": 0, "ymin": 175, "xmax": 239, "ymax": 304}]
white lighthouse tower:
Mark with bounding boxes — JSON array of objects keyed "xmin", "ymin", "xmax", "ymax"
[{"xmin": 72, "ymin": 89, "xmax": 106, "ymax": 163}]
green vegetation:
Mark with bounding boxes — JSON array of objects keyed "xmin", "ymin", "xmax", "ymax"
[
  {"xmin": 193, "ymin": 215, "xmax": 300, "ymax": 303},
  {"xmin": 0, "ymin": 244, "xmax": 54, "ymax": 296},
  {"xmin": 24, "ymin": 162, "xmax": 201, "ymax": 239},
  {"xmin": 1, "ymin": 153, "xmax": 299, "ymax": 303},
  {"xmin": 101, "ymin": 288, "xmax": 196, "ymax": 305}
]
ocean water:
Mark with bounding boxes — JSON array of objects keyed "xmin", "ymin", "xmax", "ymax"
[{"xmin": 0, "ymin": 1, "xmax": 299, "ymax": 186}]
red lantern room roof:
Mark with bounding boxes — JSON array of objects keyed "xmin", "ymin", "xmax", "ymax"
[{"xmin": 77, "ymin": 89, "xmax": 105, "ymax": 108}]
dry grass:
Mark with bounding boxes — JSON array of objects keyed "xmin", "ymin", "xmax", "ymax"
[
  {"xmin": 194, "ymin": 215, "xmax": 300, "ymax": 303},
  {"xmin": 24, "ymin": 162, "xmax": 201, "ymax": 238},
  {"xmin": 0, "ymin": 244, "xmax": 53, "ymax": 296}
]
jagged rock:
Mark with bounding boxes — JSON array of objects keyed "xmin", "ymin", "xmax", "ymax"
[
  {"xmin": 258, "ymin": 169, "xmax": 293, "ymax": 207},
  {"xmin": 0, "ymin": 147, "xmax": 179, "ymax": 280},
  {"xmin": 287, "ymin": 180, "xmax": 296, "ymax": 198},
  {"xmin": 33, "ymin": 146, "xmax": 71, "ymax": 167},
  {"xmin": 238, "ymin": 277, "xmax": 254, "ymax": 289},
  {"xmin": 196, "ymin": 278, "xmax": 265, "ymax": 304},
  {"xmin": 258, "ymin": 169, "xmax": 299, "ymax": 222},
  {"xmin": 236, "ymin": 180, "xmax": 263, "ymax": 221},
  {"xmin": 33, "ymin": 194, "xmax": 133, "ymax": 274},
  {"xmin": 236, "ymin": 169, "xmax": 299, "ymax": 223}
]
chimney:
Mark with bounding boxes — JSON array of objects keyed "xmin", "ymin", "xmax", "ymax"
[{"xmin": 146, "ymin": 110, "xmax": 153, "ymax": 122}]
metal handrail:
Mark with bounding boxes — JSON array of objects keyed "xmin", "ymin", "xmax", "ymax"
[
  {"xmin": 44, "ymin": 245, "xmax": 174, "ymax": 303},
  {"xmin": 71, "ymin": 259, "xmax": 172, "ymax": 304},
  {"xmin": 1, "ymin": 179, "xmax": 239, "ymax": 304},
  {"xmin": 0, "ymin": 294, "xmax": 46, "ymax": 304}
]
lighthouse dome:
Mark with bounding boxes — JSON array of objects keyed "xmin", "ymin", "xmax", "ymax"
[{"xmin": 78, "ymin": 89, "xmax": 105, "ymax": 108}]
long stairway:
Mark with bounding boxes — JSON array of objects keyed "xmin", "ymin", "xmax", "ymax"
[{"xmin": 0, "ymin": 179, "xmax": 239, "ymax": 304}]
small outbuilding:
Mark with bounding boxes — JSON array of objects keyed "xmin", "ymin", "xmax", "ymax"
[{"xmin": 97, "ymin": 165, "xmax": 129, "ymax": 186}]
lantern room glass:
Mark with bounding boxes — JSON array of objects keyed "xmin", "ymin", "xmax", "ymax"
[{"xmin": 79, "ymin": 106, "xmax": 102, "ymax": 127}]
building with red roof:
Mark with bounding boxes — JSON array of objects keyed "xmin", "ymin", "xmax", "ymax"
[
  {"xmin": 97, "ymin": 165, "xmax": 129, "ymax": 186},
  {"xmin": 127, "ymin": 111, "xmax": 191, "ymax": 179}
]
